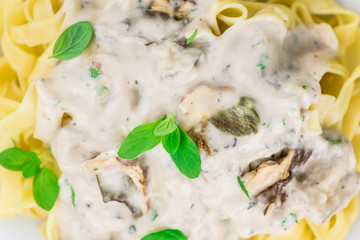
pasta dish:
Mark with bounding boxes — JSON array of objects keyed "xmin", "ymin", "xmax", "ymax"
[{"xmin": 1, "ymin": 0, "xmax": 360, "ymax": 239}]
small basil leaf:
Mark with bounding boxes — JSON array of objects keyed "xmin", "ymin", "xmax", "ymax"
[
  {"xmin": 170, "ymin": 127, "xmax": 201, "ymax": 179},
  {"xmin": 118, "ymin": 117, "xmax": 165, "ymax": 159},
  {"xmin": 50, "ymin": 21, "xmax": 93, "ymax": 60},
  {"xmin": 154, "ymin": 114, "xmax": 177, "ymax": 136},
  {"xmin": 0, "ymin": 147, "xmax": 32, "ymax": 171},
  {"xmin": 141, "ymin": 229, "xmax": 187, "ymax": 240},
  {"xmin": 22, "ymin": 160, "xmax": 40, "ymax": 178},
  {"xmin": 33, "ymin": 167, "xmax": 59, "ymax": 211},
  {"xmin": 162, "ymin": 127, "xmax": 180, "ymax": 154}
]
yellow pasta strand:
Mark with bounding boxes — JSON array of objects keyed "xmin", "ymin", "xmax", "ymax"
[
  {"xmin": 1, "ymin": 0, "xmax": 360, "ymax": 240},
  {"xmin": 213, "ymin": 0, "xmax": 360, "ymax": 240},
  {"xmin": 0, "ymin": 0, "xmax": 67, "ymax": 238}
]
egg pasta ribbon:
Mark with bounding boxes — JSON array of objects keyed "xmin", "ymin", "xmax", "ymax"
[{"xmin": 1, "ymin": 0, "xmax": 360, "ymax": 240}]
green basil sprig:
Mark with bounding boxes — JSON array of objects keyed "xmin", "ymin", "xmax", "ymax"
[
  {"xmin": 0, "ymin": 147, "xmax": 59, "ymax": 210},
  {"xmin": 118, "ymin": 114, "xmax": 201, "ymax": 179},
  {"xmin": 141, "ymin": 229, "xmax": 187, "ymax": 240},
  {"xmin": 50, "ymin": 21, "xmax": 93, "ymax": 60}
]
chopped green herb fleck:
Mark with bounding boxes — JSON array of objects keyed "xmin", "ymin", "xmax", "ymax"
[
  {"xmin": 282, "ymin": 119, "xmax": 286, "ymax": 125},
  {"xmin": 302, "ymin": 85, "xmax": 307, "ymax": 90},
  {"xmin": 151, "ymin": 209, "xmax": 158, "ymax": 221},
  {"xmin": 96, "ymin": 85, "xmax": 109, "ymax": 96},
  {"xmin": 89, "ymin": 68, "xmax": 101, "ymax": 78},
  {"xmin": 266, "ymin": 119, "xmax": 272, "ymax": 131},
  {"xmin": 126, "ymin": 117, "xmax": 130, "ymax": 122},
  {"xmin": 281, "ymin": 219, "xmax": 287, "ymax": 230},
  {"xmin": 135, "ymin": 80, "xmax": 139, "ymax": 84},
  {"xmin": 302, "ymin": 115, "xmax": 305, "ymax": 122},
  {"xmin": 70, "ymin": 186, "xmax": 76, "ymax": 207},
  {"xmin": 257, "ymin": 63, "xmax": 265, "ymax": 70},
  {"xmin": 72, "ymin": 122, "xmax": 77, "ymax": 126},
  {"xmin": 237, "ymin": 177, "xmax": 250, "ymax": 200},
  {"xmin": 262, "ymin": 122, "xmax": 266, "ymax": 126},
  {"xmin": 213, "ymin": 149, "xmax": 218, "ymax": 152},
  {"xmin": 65, "ymin": 179, "xmax": 76, "ymax": 207},
  {"xmin": 186, "ymin": 29, "xmax": 198, "ymax": 45},
  {"xmin": 290, "ymin": 213, "xmax": 298, "ymax": 223},
  {"xmin": 93, "ymin": 168, "xmax": 98, "ymax": 171},
  {"xmin": 325, "ymin": 137, "xmax": 342, "ymax": 145}
]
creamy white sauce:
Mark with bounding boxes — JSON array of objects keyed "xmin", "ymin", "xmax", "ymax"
[{"xmin": 35, "ymin": 0, "xmax": 360, "ymax": 239}]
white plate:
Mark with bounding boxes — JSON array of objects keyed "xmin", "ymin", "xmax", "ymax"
[{"xmin": 1, "ymin": 1, "xmax": 360, "ymax": 239}]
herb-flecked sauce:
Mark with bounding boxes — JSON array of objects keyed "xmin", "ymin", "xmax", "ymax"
[{"xmin": 35, "ymin": 0, "xmax": 360, "ymax": 239}]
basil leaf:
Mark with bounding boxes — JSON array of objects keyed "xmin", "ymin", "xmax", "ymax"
[
  {"xmin": 33, "ymin": 167, "xmax": 59, "ymax": 211},
  {"xmin": 0, "ymin": 147, "xmax": 32, "ymax": 171},
  {"xmin": 237, "ymin": 176, "xmax": 250, "ymax": 200},
  {"xmin": 141, "ymin": 229, "xmax": 187, "ymax": 240},
  {"xmin": 154, "ymin": 114, "xmax": 177, "ymax": 136},
  {"xmin": 22, "ymin": 152, "xmax": 41, "ymax": 178},
  {"xmin": 162, "ymin": 127, "xmax": 180, "ymax": 154},
  {"xmin": 118, "ymin": 117, "xmax": 165, "ymax": 159},
  {"xmin": 186, "ymin": 29, "xmax": 198, "ymax": 45},
  {"xmin": 170, "ymin": 127, "xmax": 201, "ymax": 179},
  {"xmin": 50, "ymin": 21, "xmax": 93, "ymax": 60}
]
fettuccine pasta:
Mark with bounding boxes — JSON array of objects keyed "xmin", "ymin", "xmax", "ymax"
[{"xmin": 0, "ymin": 0, "xmax": 360, "ymax": 239}]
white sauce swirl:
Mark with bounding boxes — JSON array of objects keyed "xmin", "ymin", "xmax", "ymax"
[{"xmin": 35, "ymin": 0, "xmax": 360, "ymax": 239}]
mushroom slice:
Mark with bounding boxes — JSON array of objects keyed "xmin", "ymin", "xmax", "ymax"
[
  {"xmin": 178, "ymin": 84, "xmax": 235, "ymax": 131},
  {"xmin": 242, "ymin": 150, "xmax": 295, "ymax": 197},
  {"xmin": 83, "ymin": 152, "xmax": 148, "ymax": 218},
  {"xmin": 188, "ymin": 127, "xmax": 212, "ymax": 155},
  {"xmin": 253, "ymin": 149, "xmax": 313, "ymax": 215},
  {"xmin": 174, "ymin": 1, "xmax": 196, "ymax": 20},
  {"xmin": 148, "ymin": 0, "xmax": 173, "ymax": 19},
  {"xmin": 208, "ymin": 97, "xmax": 260, "ymax": 137}
]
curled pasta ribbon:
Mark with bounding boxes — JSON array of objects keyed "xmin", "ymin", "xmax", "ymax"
[
  {"xmin": 0, "ymin": 0, "xmax": 359, "ymax": 240},
  {"xmin": 212, "ymin": 0, "xmax": 295, "ymax": 35},
  {"xmin": 0, "ymin": 0, "xmax": 68, "ymax": 239},
  {"xmin": 212, "ymin": 1, "xmax": 360, "ymax": 240}
]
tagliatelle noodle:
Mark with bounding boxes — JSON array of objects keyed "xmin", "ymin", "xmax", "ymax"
[
  {"xmin": 0, "ymin": 0, "xmax": 66, "ymax": 239},
  {"xmin": 1, "ymin": 0, "xmax": 360, "ymax": 240},
  {"xmin": 212, "ymin": 0, "xmax": 360, "ymax": 239}
]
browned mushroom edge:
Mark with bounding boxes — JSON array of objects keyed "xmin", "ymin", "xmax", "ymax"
[{"xmin": 254, "ymin": 149, "xmax": 313, "ymax": 215}]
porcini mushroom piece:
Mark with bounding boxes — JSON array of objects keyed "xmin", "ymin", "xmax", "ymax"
[
  {"xmin": 148, "ymin": 0, "xmax": 173, "ymax": 18},
  {"xmin": 174, "ymin": 1, "xmax": 196, "ymax": 20},
  {"xmin": 254, "ymin": 149, "xmax": 313, "ymax": 215},
  {"xmin": 188, "ymin": 128, "xmax": 212, "ymax": 155},
  {"xmin": 178, "ymin": 84, "xmax": 235, "ymax": 131},
  {"xmin": 208, "ymin": 97, "xmax": 260, "ymax": 137},
  {"xmin": 242, "ymin": 150, "xmax": 295, "ymax": 197},
  {"xmin": 82, "ymin": 152, "xmax": 148, "ymax": 218}
]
